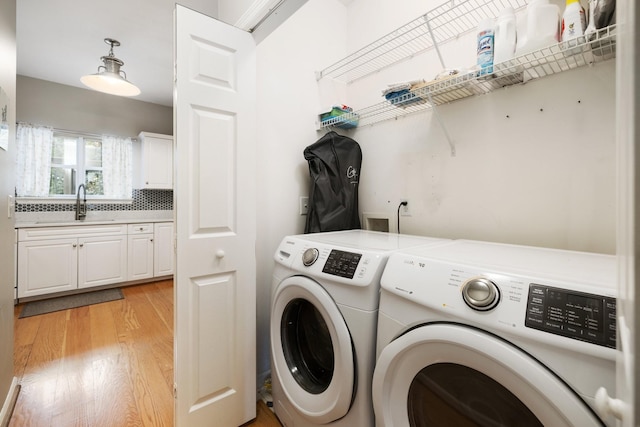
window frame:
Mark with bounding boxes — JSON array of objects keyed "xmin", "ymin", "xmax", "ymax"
[{"xmin": 16, "ymin": 130, "xmax": 133, "ymax": 203}]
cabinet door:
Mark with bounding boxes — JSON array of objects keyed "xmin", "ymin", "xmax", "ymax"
[
  {"xmin": 141, "ymin": 134, "xmax": 173, "ymax": 189},
  {"xmin": 18, "ymin": 238, "xmax": 78, "ymax": 298},
  {"xmin": 78, "ymin": 235, "xmax": 127, "ymax": 288},
  {"xmin": 153, "ymin": 222, "xmax": 174, "ymax": 276},
  {"xmin": 128, "ymin": 233, "xmax": 154, "ymax": 281}
]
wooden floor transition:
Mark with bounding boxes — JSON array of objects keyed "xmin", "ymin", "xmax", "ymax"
[{"xmin": 11, "ymin": 280, "xmax": 281, "ymax": 427}]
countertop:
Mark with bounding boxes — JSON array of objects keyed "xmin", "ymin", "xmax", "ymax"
[
  {"xmin": 15, "ymin": 218, "xmax": 173, "ymax": 229},
  {"xmin": 14, "ymin": 211, "xmax": 173, "ymax": 229}
]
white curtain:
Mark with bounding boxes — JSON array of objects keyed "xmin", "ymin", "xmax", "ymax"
[
  {"xmin": 102, "ymin": 135, "xmax": 133, "ymax": 198},
  {"xmin": 15, "ymin": 123, "xmax": 54, "ymax": 197}
]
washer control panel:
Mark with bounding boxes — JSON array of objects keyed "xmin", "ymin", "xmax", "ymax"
[
  {"xmin": 321, "ymin": 249, "xmax": 362, "ymax": 279},
  {"xmin": 525, "ymin": 284, "xmax": 617, "ymax": 349}
]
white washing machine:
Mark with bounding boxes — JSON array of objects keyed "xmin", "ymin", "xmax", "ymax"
[
  {"xmin": 270, "ymin": 230, "xmax": 451, "ymax": 427},
  {"xmin": 373, "ymin": 239, "xmax": 617, "ymax": 427}
]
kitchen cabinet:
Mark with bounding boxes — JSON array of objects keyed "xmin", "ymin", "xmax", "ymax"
[
  {"xmin": 127, "ymin": 223, "xmax": 154, "ymax": 281},
  {"xmin": 153, "ymin": 221, "xmax": 174, "ymax": 277},
  {"xmin": 78, "ymin": 235, "xmax": 128, "ymax": 289},
  {"xmin": 135, "ymin": 132, "xmax": 174, "ymax": 189},
  {"xmin": 17, "ymin": 225, "xmax": 127, "ymax": 298}
]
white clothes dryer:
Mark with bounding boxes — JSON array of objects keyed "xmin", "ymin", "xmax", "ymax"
[
  {"xmin": 373, "ymin": 239, "xmax": 617, "ymax": 427},
  {"xmin": 270, "ymin": 230, "xmax": 451, "ymax": 427}
]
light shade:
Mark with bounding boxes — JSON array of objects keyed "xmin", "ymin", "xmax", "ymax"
[{"xmin": 81, "ymin": 38, "xmax": 141, "ymax": 97}]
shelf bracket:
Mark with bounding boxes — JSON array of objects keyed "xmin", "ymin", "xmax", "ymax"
[
  {"xmin": 424, "ymin": 14, "xmax": 447, "ymax": 70},
  {"xmin": 426, "ymin": 91, "xmax": 456, "ymax": 157}
]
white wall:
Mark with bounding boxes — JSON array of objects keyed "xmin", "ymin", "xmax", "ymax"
[
  {"xmin": 255, "ymin": 0, "xmax": 616, "ymax": 387},
  {"xmin": 17, "ymin": 76, "xmax": 173, "ymax": 136},
  {"xmin": 255, "ymin": 0, "xmax": 348, "ymax": 387}
]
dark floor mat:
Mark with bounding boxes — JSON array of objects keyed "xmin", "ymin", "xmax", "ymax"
[{"xmin": 19, "ymin": 288, "xmax": 124, "ymax": 318}]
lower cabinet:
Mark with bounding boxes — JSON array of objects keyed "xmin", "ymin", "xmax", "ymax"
[
  {"xmin": 127, "ymin": 224, "xmax": 154, "ymax": 281},
  {"xmin": 78, "ymin": 235, "xmax": 128, "ymax": 288},
  {"xmin": 17, "ymin": 221, "xmax": 174, "ymax": 299},
  {"xmin": 18, "ymin": 238, "xmax": 78, "ymax": 297},
  {"xmin": 128, "ymin": 222, "xmax": 174, "ymax": 280},
  {"xmin": 17, "ymin": 225, "xmax": 128, "ymax": 298},
  {"xmin": 153, "ymin": 222, "xmax": 174, "ymax": 277}
]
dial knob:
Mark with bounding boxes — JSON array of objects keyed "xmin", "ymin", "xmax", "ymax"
[
  {"xmin": 302, "ymin": 248, "xmax": 320, "ymax": 266},
  {"xmin": 462, "ymin": 277, "xmax": 500, "ymax": 311}
]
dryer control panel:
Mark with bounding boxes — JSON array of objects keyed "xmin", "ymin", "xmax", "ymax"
[
  {"xmin": 525, "ymin": 284, "xmax": 616, "ymax": 349},
  {"xmin": 322, "ymin": 249, "xmax": 362, "ymax": 279}
]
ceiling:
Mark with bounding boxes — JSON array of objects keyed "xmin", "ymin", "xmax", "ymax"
[{"xmin": 16, "ymin": 0, "xmax": 246, "ymax": 107}]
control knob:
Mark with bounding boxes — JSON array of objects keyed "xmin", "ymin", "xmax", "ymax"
[
  {"xmin": 302, "ymin": 248, "xmax": 320, "ymax": 266},
  {"xmin": 462, "ymin": 277, "xmax": 500, "ymax": 311}
]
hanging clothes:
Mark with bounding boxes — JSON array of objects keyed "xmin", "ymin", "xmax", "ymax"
[{"xmin": 304, "ymin": 131, "xmax": 362, "ymax": 233}]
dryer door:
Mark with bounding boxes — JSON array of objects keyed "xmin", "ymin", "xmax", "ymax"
[
  {"xmin": 271, "ymin": 276, "xmax": 355, "ymax": 424},
  {"xmin": 372, "ymin": 323, "xmax": 605, "ymax": 427}
]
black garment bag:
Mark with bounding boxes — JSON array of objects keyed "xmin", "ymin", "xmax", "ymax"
[{"xmin": 304, "ymin": 131, "xmax": 362, "ymax": 233}]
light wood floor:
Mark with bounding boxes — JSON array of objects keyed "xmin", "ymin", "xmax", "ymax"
[{"xmin": 11, "ymin": 280, "xmax": 281, "ymax": 427}]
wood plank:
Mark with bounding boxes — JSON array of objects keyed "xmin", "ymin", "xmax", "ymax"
[
  {"xmin": 11, "ymin": 309, "xmax": 68, "ymax": 426},
  {"xmin": 11, "ymin": 281, "xmax": 282, "ymax": 427},
  {"xmin": 89, "ymin": 299, "xmax": 142, "ymax": 426}
]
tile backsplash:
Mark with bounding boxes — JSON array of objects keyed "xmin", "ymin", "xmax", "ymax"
[{"xmin": 16, "ymin": 189, "xmax": 173, "ymax": 213}]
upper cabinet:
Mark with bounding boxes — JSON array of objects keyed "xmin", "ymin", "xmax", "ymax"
[{"xmin": 135, "ymin": 132, "xmax": 174, "ymax": 190}]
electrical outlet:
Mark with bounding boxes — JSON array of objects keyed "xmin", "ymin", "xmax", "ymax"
[
  {"xmin": 300, "ymin": 197, "xmax": 309, "ymax": 215},
  {"xmin": 400, "ymin": 199, "xmax": 411, "ymax": 216}
]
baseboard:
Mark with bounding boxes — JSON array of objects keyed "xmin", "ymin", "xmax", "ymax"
[{"xmin": 0, "ymin": 377, "xmax": 20, "ymax": 427}]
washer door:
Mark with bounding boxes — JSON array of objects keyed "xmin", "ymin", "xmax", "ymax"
[
  {"xmin": 271, "ymin": 276, "xmax": 355, "ymax": 424},
  {"xmin": 372, "ymin": 323, "xmax": 604, "ymax": 427}
]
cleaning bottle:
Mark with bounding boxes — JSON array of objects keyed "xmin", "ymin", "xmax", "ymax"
[
  {"xmin": 494, "ymin": 7, "xmax": 517, "ymax": 65},
  {"xmin": 561, "ymin": 0, "xmax": 586, "ymax": 54},
  {"xmin": 477, "ymin": 18, "xmax": 495, "ymax": 76},
  {"xmin": 515, "ymin": 0, "xmax": 560, "ymax": 56}
]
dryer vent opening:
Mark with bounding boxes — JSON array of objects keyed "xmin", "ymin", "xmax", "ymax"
[{"xmin": 363, "ymin": 213, "xmax": 390, "ymax": 232}]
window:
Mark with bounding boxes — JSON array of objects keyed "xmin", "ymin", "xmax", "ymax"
[
  {"xmin": 16, "ymin": 123, "xmax": 133, "ymax": 199},
  {"xmin": 50, "ymin": 133, "xmax": 104, "ymax": 196}
]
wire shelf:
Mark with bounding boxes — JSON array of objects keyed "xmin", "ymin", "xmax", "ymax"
[
  {"xmin": 317, "ymin": 0, "xmax": 528, "ymax": 83},
  {"xmin": 320, "ymin": 25, "xmax": 617, "ymax": 129}
]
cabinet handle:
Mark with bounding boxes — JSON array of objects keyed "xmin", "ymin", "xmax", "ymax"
[
  {"xmin": 150, "ymin": 239, "xmax": 154, "ymax": 242},
  {"xmin": 215, "ymin": 250, "xmax": 225, "ymax": 259},
  {"xmin": 139, "ymin": 227, "xmax": 144, "ymax": 231},
  {"xmin": 79, "ymin": 243, "xmax": 84, "ymax": 248},
  {"xmin": 72, "ymin": 243, "xmax": 77, "ymax": 248}
]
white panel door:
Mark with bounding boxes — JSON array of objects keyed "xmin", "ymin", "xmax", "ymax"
[{"xmin": 175, "ymin": 5, "xmax": 257, "ymax": 427}]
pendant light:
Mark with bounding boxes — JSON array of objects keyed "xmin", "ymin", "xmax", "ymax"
[{"xmin": 81, "ymin": 38, "xmax": 141, "ymax": 97}]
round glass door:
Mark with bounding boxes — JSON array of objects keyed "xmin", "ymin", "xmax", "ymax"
[
  {"xmin": 281, "ymin": 298, "xmax": 334, "ymax": 394},
  {"xmin": 271, "ymin": 276, "xmax": 355, "ymax": 424},
  {"xmin": 372, "ymin": 323, "xmax": 604, "ymax": 427},
  {"xmin": 407, "ymin": 363, "xmax": 543, "ymax": 427}
]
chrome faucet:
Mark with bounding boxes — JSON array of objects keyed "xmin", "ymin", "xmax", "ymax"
[{"xmin": 76, "ymin": 184, "xmax": 87, "ymax": 220}]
